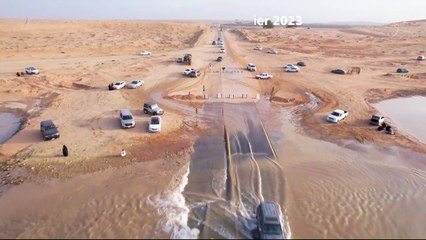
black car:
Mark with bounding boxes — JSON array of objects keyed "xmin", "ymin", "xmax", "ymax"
[
  {"xmin": 189, "ymin": 70, "xmax": 201, "ymax": 78},
  {"xmin": 40, "ymin": 120, "xmax": 60, "ymax": 140},
  {"xmin": 296, "ymin": 61, "xmax": 306, "ymax": 67},
  {"xmin": 396, "ymin": 68, "xmax": 409, "ymax": 73},
  {"xmin": 217, "ymin": 56, "xmax": 223, "ymax": 62},
  {"xmin": 331, "ymin": 69, "xmax": 346, "ymax": 74}
]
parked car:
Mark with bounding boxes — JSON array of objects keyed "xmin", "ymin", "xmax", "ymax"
[
  {"xmin": 217, "ymin": 56, "xmax": 223, "ymax": 62},
  {"xmin": 182, "ymin": 68, "xmax": 195, "ymax": 76},
  {"xmin": 256, "ymin": 201, "xmax": 285, "ymax": 239},
  {"xmin": 119, "ymin": 109, "xmax": 135, "ymax": 129},
  {"xmin": 176, "ymin": 57, "xmax": 183, "ymax": 63},
  {"xmin": 212, "ymin": 41, "xmax": 216, "ymax": 45},
  {"xmin": 326, "ymin": 109, "xmax": 348, "ymax": 123},
  {"xmin": 148, "ymin": 116, "xmax": 162, "ymax": 133},
  {"xmin": 127, "ymin": 80, "xmax": 144, "ymax": 89},
  {"xmin": 297, "ymin": 61, "xmax": 306, "ymax": 67},
  {"xmin": 247, "ymin": 63, "xmax": 257, "ymax": 71},
  {"xmin": 284, "ymin": 64, "xmax": 296, "ymax": 69},
  {"xmin": 396, "ymin": 68, "xmax": 409, "ymax": 73},
  {"xmin": 417, "ymin": 55, "xmax": 425, "ymax": 61},
  {"xmin": 189, "ymin": 70, "xmax": 201, "ymax": 78},
  {"xmin": 254, "ymin": 46, "xmax": 263, "ymax": 50},
  {"xmin": 370, "ymin": 114, "xmax": 385, "ymax": 126},
  {"xmin": 112, "ymin": 81, "xmax": 126, "ymax": 90},
  {"xmin": 267, "ymin": 48, "xmax": 278, "ymax": 54},
  {"xmin": 40, "ymin": 120, "xmax": 60, "ymax": 140},
  {"xmin": 25, "ymin": 67, "xmax": 40, "ymax": 75},
  {"xmin": 331, "ymin": 69, "xmax": 346, "ymax": 74},
  {"xmin": 285, "ymin": 66, "xmax": 299, "ymax": 72},
  {"xmin": 255, "ymin": 73, "xmax": 273, "ymax": 79},
  {"xmin": 140, "ymin": 51, "xmax": 151, "ymax": 56},
  {"xmin": 220, "ymin": 48, "xmax": 225, "ymax": 53},
  {"xmin": 143, "ymin": 102, "xmax": 164, "ymax": 115}
]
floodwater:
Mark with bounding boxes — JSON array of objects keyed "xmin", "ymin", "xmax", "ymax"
[
  {"xmin": 375, "ymin": 96, "xmax": 426, "ymax": 143},
  {"xmin": 272, "ymin": 100, "xmax": 426, "ymax": 238},
  {"xmin": 0, "ymin": 113, "xmax": 21, "ymax": 144},
  {"xmin": 184, "ymin": 102, "xmax": 290, "ymax": 239}
]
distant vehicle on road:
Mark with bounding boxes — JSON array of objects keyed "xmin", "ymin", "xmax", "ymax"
[
  {"xmin": 370, "ymin": 114, "xmax": 385, "ymax": 126},
  {"xmin": 326, "ymin": 109, "xmax": 348, "ymax": 123},
  {"xmin": 297, "ymin": 61, "xmax": 306, "ymax": 67},
  {"xmin": 148, "ymin": 116, "xmax": 162, "ymax": 133},
  {"xmin": 254, "ymin": 46, "xmax": 263, "ymax": 50},
  {"xmin": 267, "ymin": 48, "xmax": 278, "ymax": 54},
  {"xmin": 25, "ymin": 67, "xmax": 40, "ymax": 75},
  {"xmin": 331, "ymin": 69, "xmax": 346, "ymax": 75},
  {"xmin": 396, "ymin": 68, "xmax": 409, "ymax": 73},
  {"xmin": 176, "ymin": 57, "xmax": 183, "ymax": 63},
  {"xmin": 140, "ymin": 51, "xmax": 151, "ymax": 56},
  {"xmin": 220, "ymin": 48, "xmax": 226, "ymax": 53},
  {"xmin": 217, "ymin": 56, "xmax": 223, "ymax": 62},
  {"xmin": 285, "ymin": 66, "xmax": 299, "ymax": 72},
  {"xmin": 189, "ymin": 70, "xmax": 201, "ymax": 78},
  {"xmin": 256, "ymin": 73, "xmax": 273, "ymax": 79},
  {"xmin": 111, "ymin": 81, "xmax": 126, "ymax": 90},
  {"xmin": 247, "ymin": 63, "xmax": 256, "ymax": 72},
  {"xmin": 144, "ymin": 102, "xmax": 164, "ymax": 115},
  {"xmin": 183, "ymin": 68, "xmax": 195, "ymax": 76},
  {"xmin": 119, "ymin": 109, "xmax": 135, "ymax": 129},
  {"xmin": 256, "ymin": 201, "xmax": 285, "ymax": 239},
  {"xmin": 40, "ymin": 120, "xmax": 60, "ymax": 140},
  {"xmin": 417, "ymin": 55, "xmax": 425, "ymax": 61},
  {"xmin": 127, "ymin": 80, "xmax": 144, "ymax": 89}
]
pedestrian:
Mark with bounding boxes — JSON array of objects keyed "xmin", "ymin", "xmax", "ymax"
[
  {"xmin": 120, "ymin": 148, "xmax": 126, "ymax": 157},
  {"xmin": 62, "ymin": 145, "xmax": 68, "ymax": 157}
]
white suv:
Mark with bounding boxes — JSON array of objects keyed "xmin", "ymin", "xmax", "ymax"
[
  {"xmin": 119, "ymin": 109, "xmax": 135, "ymax": 128},
  {"xmin": 247, "ymin": 63, "xmax": 256, "ymax": 72}
]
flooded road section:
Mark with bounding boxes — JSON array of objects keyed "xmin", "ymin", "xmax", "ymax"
[{"xmin": 184, "ymin": 102, "xmax": 289, "ymax": 239}]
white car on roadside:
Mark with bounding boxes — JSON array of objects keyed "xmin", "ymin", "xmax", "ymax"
[
  {"xmin": 25, "ymin": 66, "xmax": 40, "ymax": 75},
  {"xmin": 148, "ymin": 116, "xmax": 162, "ymax": 133},
  {"xmin": 285, "ymin": 66, "xmax": 300, "ymax": 72},
  {"xmin": 183, "ymin": 68, "xmax": 195, "ymax": 76},
  {"xmin": 112, "ymin": 81, "xmax": 126, "ymax": 90},
  {"xmin": 255, "ymin": 73, "xmax": 273, "ymax": 79},
  {"xmin": 267, "ymin": 48, "xmax": 278, "ymax": 54},
  {"xmin": 247, "ymin": 63, "xmax": 257, "ymax": 72},
  {"xmin": 127, "ymin": 80, "xmax": 144, "ymax": 89},
  {"xmin": 254, "ymin": 46, "xmax": 263, "ymax": 50},
  {"xmin": 326, "ymin": 109, "xmax": 348, "ymax": 123},
  {"xmin": 220, "ymin": 48, "xmax": 225, "ymax": 53},
  {"xmin": 140, "ymin": 51, "xmax": 151, "ymax": 56}
]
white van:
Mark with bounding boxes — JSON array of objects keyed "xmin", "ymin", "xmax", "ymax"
[{"xmin": 119, "ymin": 109, "xmax": 135, "ymax": 128}]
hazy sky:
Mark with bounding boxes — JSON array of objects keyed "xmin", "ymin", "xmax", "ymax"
[{"xmin": 0, "ymin": 0, "xmax": 425, "ymax": 23}]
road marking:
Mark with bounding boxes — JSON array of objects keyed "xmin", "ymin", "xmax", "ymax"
[{"xmin": 260, "ymin": 120, "xmax": 278, "ymax": 159}]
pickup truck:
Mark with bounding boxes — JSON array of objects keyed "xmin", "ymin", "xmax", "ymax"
[
  {"xmin": 255, "ymin": 73, "xmax": 273, "ymax": 79},
  {"xmin": 326, "ymin": 109, "xmax": 348, "ymax": 123}
]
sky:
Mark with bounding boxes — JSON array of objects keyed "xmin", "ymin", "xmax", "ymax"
[{"xmin": 0, "ymin": 0, "xmax": 425, "ymax": 23}]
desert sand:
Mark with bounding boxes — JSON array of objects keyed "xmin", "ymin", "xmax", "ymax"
[{"xmin": 0, "ymin": 19, "xmax": 425, "ymax": 238}]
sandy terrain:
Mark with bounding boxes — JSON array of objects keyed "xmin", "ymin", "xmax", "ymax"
[
  {"xmin": 0, "ymin": 19, "xmax": 426, "ymax": 238},
  {"xmin": 226, "ymin": 21, "xmax": 426, "ymax": 153}
]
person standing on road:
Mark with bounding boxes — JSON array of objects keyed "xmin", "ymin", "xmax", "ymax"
[{"xmin": 62, "ymin": 145, "xmax": 68, "ymax": 157}]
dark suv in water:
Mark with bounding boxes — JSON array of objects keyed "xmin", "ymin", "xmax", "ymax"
[
  {"xmin": 40, "ymin": 120, "xmax": 60, "ymax": 140},
  {"xmin": 256, "ymin": 201, "xmax": 285, "ymax": 239}
]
